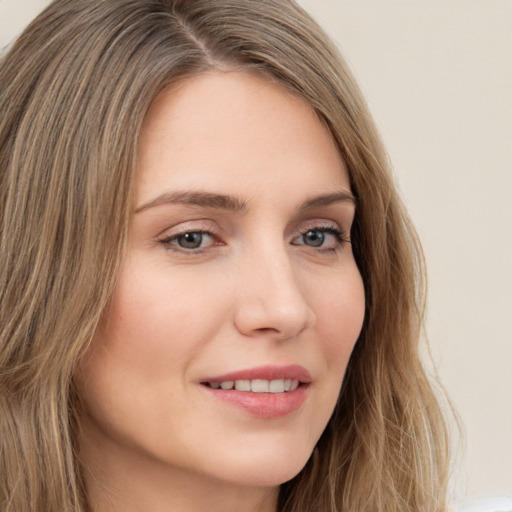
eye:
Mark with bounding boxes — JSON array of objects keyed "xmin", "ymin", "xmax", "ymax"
[
  {"xmin": 300, "ymin": 230, "xmax": 327, "ymax": 247},
  {"xmin": 159, "ymin": 230, "xmax": 215, "ymax": 251},
  {"xmin": 292, "ymin": 227, "xmax": 348, "ymax": 251}
]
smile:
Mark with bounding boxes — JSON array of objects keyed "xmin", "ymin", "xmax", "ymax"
[
  {"xmin": 204, "ymin": 379, "xmax": 300, "ymax": 393},
  {"xmin": 200, "ymin": 365, "xmax": 311, "ymax": 418}
]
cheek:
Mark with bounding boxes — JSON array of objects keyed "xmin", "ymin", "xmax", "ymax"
[
  {"xmin": 77, "ymin": 261, "xmax": 240, "ymax": 421},
  {"xmin": 295, "ymin": 269, "xmax": 364, "ymax": 449},
  {"xmin": 314, "ymin": 270, "xmax": 365, "ymax": 375},
  {"xmin": 102, "ymin": 259, "xmax": 231, "ymax": 355},
  {"xmin": 74, "ymin": 262, "xmax": 234, "ymax": 442}
]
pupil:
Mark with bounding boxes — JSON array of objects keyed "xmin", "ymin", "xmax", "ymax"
[
  {"xmin": 179, "ymin": 232, "xmax": 203, "ymax": 249},
  {"xmin": 304, "ymin": 230, "xmax": 324, "ymax": 247}
]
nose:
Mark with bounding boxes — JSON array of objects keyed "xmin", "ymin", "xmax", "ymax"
[{"xmin": 233, "ymin": 245, "xmax": 315, "ymax": 340}]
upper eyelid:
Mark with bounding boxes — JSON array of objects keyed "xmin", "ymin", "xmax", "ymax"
[
  {"xmin": 159, "ymin": 225, "xmax": 348, "ymax": 247},
  {"xmin": 297, "ymin": 219, "xmax": 341, "ymax": 229},
  {"xmin": 156, "ymin": 219, "xmax": 220, "ymax": 238},
  {"xmin": 294, "ymin": 219, "xmax": 348, "ymax": 235},
  {"xmin": 157, "ymin": 218, "xmax": 348, "ymax": 238},
  {"xmin": 160, "ymin": 229, "xmax": 212, "ymax": 241}
]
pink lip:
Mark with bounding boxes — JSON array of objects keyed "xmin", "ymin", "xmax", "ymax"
[
  {"xmin": 200, "ymin": 364, "xmax": 311, "ymax": 419},
  {"xmin": 203, "ymin": 364, "xmax": 312, "ymax": 384}
]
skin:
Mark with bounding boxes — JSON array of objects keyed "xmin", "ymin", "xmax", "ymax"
[{"xmin": 76, "ymin": 71, "xmax": 365, "ymax": 512}]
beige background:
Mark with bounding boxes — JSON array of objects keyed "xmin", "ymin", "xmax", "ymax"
[{"xmin": 1, "ymin": 0, "xmax": 511, "ymax": 502}]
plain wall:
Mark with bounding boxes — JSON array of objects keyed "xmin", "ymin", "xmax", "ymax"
[{"xmin": 1, "ymin": 0, "xmax": 511, "ymax": 503}]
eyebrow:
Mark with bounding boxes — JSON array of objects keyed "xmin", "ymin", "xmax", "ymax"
[
  {"xmin": 135, "ymin": 190, "xmax": 248, "ymax": 213},
  {"xmin": 299, "ymin": 191, "xmax": 356, "ymax": 211},
  {"xmin": 135, "ymin": 189, "xmax": 356, "ymax": 214}
]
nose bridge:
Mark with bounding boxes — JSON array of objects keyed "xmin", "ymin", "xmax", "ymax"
[{"xmin": 233, "ymin": 236, "xmax": 315, "ymax": 339}]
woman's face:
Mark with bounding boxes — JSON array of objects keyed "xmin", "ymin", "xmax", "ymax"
[{"xmin": 76, "ymin": 71, "xmax": 365, "ymax": 494}]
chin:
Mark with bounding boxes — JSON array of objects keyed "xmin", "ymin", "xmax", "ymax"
[
  {"xmin": 208, "ymin": 441, "xmax": 314, "ymax": 488},
  {"xmin": 222, "ymin": 465, "xmax": 306, "ymax": 489}
]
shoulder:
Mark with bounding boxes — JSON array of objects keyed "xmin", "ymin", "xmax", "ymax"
[{"xmin": 453, "ymin": 496, "xmax": 512, "ymax": 512}]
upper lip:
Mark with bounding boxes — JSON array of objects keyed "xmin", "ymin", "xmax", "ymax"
[{"xmin": 201, "ymin": 364, "xmax": 312, "ymax": 383}]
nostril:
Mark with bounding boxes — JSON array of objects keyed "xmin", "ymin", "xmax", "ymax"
[{"xmin": 254, "ymin": 327, "xmax": 280, "ymax": 334}]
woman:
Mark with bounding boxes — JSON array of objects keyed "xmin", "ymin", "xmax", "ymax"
[{"xmin": 0, "ymin": 1, "xmax": 450, "ymax": 511}]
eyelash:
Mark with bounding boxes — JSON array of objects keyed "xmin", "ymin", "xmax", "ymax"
[
  {"xmin": 158, "ymin": 230, "xmax": 217, "ymax": 253},
  {"xmin": 158, "ymin": 225, "xmax": 350, "ymax": 254},
  {"xmin": 292, "ymin": 226, "xmax": 350, "ymax": 253}
]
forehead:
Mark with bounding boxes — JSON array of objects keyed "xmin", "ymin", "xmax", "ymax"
[{"xmin": 137, "ymin": 70, "xmax": 350, "ymax": 206}]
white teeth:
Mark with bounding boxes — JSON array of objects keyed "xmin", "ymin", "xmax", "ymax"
[
  {"xmin": 269, "ymin": 379, "xmax": 285, "ymax": 393},
  {"xmin": 234, "ymin": 380, "xmax": 251, "ymax": 391},
  {"xmin": 208, "ymin": 378, "xmax": 300, "ymax": 393},
  {"xmin": 251, "ymin": 379, "xmax": 269, "ymax": 393}
]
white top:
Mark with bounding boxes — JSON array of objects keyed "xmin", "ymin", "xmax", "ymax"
[{"xmin": 454, "ymin": 496, "xmax": 512, "ymax": 512}]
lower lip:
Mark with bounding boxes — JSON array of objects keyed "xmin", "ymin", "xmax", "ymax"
[{"xmin": 202, "ymin": 385, "xmax": 309, "ymax": 419}]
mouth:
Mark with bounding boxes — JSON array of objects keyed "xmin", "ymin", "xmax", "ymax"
[
  {"xmin": 199, "ymin": 365, "xmax": 311, "ymax": 418},
  {"xmin": 202, "ymin": 378, "xmax": 301, "ymax": 393}
]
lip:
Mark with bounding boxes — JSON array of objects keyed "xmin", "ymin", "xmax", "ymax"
[
  {"xmin": 200, "ymin": 364, "xmax": 311, "ymax": 419},
  {"xmin": 202, "ymin": 364, "xmax": 312, "ymax": 384}
]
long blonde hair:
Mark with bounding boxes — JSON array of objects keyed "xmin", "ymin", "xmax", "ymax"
[{"xmin": 0, "ymin": 1, "xmax": 450, "ymax": 511}]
